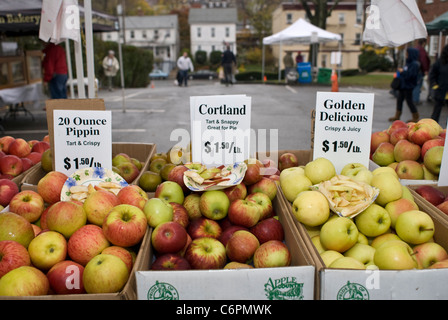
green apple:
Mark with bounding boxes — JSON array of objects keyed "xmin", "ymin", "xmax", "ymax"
[
  {"xmin": 373, "ymin": 240, "xmax": 418, "ymax": 270},
  {"xmin": 291, "ymin": 190, "xmax": 330, "ymax": 227},
  {"xmin": 401, "ymin": 186, "xmax": 414, "ymax": 201},
  {"xmin": 28, "ymin": 230, "xmax": 67, "ymax": 271},
  {"xmin": 357, "ymin": 232, "xmax": 369, "ymax": 245},
  {"xmin": 83, "ymin": 254, "xmax": 129, "ymax": 294},
  {"xmin": 328, "ymin": 256, "xmax": 366, "ymax": 269},
  {"xmin": 138, "ymin": 171, "xmax": 162, "ymax": 192},
  {"xmin": 155, "ymin": 181, "xmax": 185, "ymax": 205},
  {"xmin": 340, "ymin": 163, "xmax": 373, "ymax": 184},
  {"xmin": 354, "ymin": 203, "xmax": 391, "ymax": 237},
  {"xmin": 372, "ymin": 142, "xmax": 395, "ymax": 166},
  {"xmin": 304, "ymin": 225, "xmax": 321, "ymax": 238},
  {"xmin": 370, "ymin": 233, "xmax": 402, "ymax": 250},
  {"xmin": 143, "ymin": 198, "xmax": 173, "ymax": 228},
  {"xmin": 320, "ymin": 250, "xmax": 344, "ymax": 267},
  {"xmin": 311, "ymin": 235, "xmax": 325, "ymax": 254},
  {"xmin": 304, "ymin": 157, "xmax": 336, "ymax": 185},
  {"xmin": 395, "ymin": 210, "xmax": 435, "ymax": 245},
  {"xmin": 0, "ymin": 266, "xmax": 49, "ymax": 296},
  {"xmin": 199, "ymin": 190, "xmax": 230, "ymax": 220},
  {"xmin": 340, "ymin": 163, "xmax": 368, "ymax": 176},
  {"xmin": 423, "ymin": 146, "xmax": 444, "ymax": 175},
  {"xmin": 372, "ymin": 166, "xmax": 399, "ymax": 179},
  {"xmin": 279, "ymin": 167, "xmax": 312, "ymax": 202},
  {"xmin": 370, "ymin": 172, "xmax": 402, "ymax": 206},
  {"xmin": 384, "ymin": 198, "xmax": 419, "ymax": 228},
  {"xmin": 344, "ymin": 243, "xmax": 376, "ymax": 267},
  {"xmin": 319, "ymin": 216, "xmax": 359, "ymax": 253}
]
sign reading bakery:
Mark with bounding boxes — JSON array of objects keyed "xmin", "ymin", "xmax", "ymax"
[{"xmin": 190, "ymin": 95, "xmax": 252, "ymax": 167}]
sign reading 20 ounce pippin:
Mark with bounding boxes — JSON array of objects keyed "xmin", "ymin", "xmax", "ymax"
[
  {"xmin": 53, "ymin": 110, "xmax": 112, "ymax": 176},
  {"xmin": 313, "ymin": 92, "xmax": 375, "ymax": 174}
]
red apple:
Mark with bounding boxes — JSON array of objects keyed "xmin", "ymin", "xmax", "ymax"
[
  {"xmin": 253, "ymin": 240, "xmax": 291, "ymax": 268},
  {"xmin": 102, "ymin": 204, "xmax": 147, "ymax": 247},
  {"xmin": 415, "ymin": 185, "xmax": 445, "ymax": 206},
  {"xmin": 0, "ymin": 240, "xmax": 31, "ymax": 278},
  {"xmin": 248, "ymin": 177, "xmax": 277, "ymax": 201},
  {"xmin": 151, "ymin": 221, "xmax": 188, "ymax": 254},
  {"xmin": 151, "ymin": 253, "xmax": 191, "ymax": 270},
  {"xmin": 228, "ymin": 199, "xmax": 262, "ymax": 228},
  {"xmin": 25, "ymin": 152, "xmax": 42, "ymax": 165},
  {"xmin": 413, "ymin": 242, "xmax": 448, "ymax": 269},
  {"xmin": 46, "ymin": 260, "xmax": 85, "ymax": 294},
  {"xmin": 260, "ymin": 159, "xmax": 280, "ymax": 176},
  {"xmin": 437, "ymin": 201, "xmax": 448, "ymax": 215},
  {"xmin": 223, "ymin": 183, "xmax": 247, "ymax": 203},
  {"xmin": 0, "ymin": 178, "xmax": 19, "ymax": 207},
  {"xmin": 9, "ymin": 190, "xmax": 45, "ymax": 223},
  {"xmin": 116, "ymin": 161, "xmax": 140, "ymax": 183},
  {"xmin": 46, "ymin": 201, "xmax": 87, "ymax": 238},
  {"xmin": 387, "ymin": 120, "xmax": 408, "ymax": 135},
  {"xmin": 187, "ymin": 217, "xmax": 222, "ymax": 240},
  {"xmin": 245, "ymin": 192, "xmax": 274, "ymax": 220},
  {"xmin": 278, "ymin": 152, "xmax": 299, "ymax": 171},
  {"xmin": 37, "ymin": 171, "xmax": 68, "ymax": 205},
  {"xmin": 67, "ymin": 224, "xmax": 110, "ymax": 266},
  {"xmin": 243, "ymin": 160, "xmax": 263, "ymax": 185},
  {"xmin": 170, "ymin": 202, "xmax": 190, "ymax": 228},
  {"xmin": 31, "ymin": 141, "xmax": 50, "ymax": 154},
  {"xmin": 0, "ymin": 154, "xmax": 23, "ymax": 177},
  {"xmin": 225, "ymin": 230, "xmax": 260, "ymax": 263},
  {"xmin": 0, "ymin": 266, "xmax": 49, "ymax": 296},
  {"xmin": 83, "ymin": 189, "xmax": 120, "ymax": 226},
  {"xmin": 218, "ymin": 225, "xmax": 248, "ymax": 247},
  {"xmin": 167, "ymin": 165, "xmax": 189, "ymax": 192},
  {"xmin": 0, "ymin": 136, "xmax": 15, "ymax": 153},
  {"xmin": 371, "ymin": 131, "xmax": 390, "ymax": 153},
  {"xmin": 408, "ymin": 122, "xmax": 440, "ymax": 145},
  {"xmin": 102, "ymin": 246, "xmax": 134, "ymax": 273},
  {"xmin": 249, "ymin": 217, "xmax": 285, "ymax": 244},
  {"xmin": 421, "ymin": 138, "xmax": 445, "ymax": 159},
  {"xmin": 183, "ymin": 193, "xmax": 202, "ymax": 220},
  {"xmin": 0, "ymin": 212, "xmax": 35, "ymax": 248},
  {"xmin": 32, "ymin": 224, "xmax": 42, "ymax": 236},
  {"xmin": 20, "ymin": 157, "xmax": 34, "ymax": 172},
  {"xmin": 393, "ymin": 139, "xmax": 421, "ymax": 162},
  {"xmin": 395, "ymin": 160, "xmax": 424, "ymax": 180},
  {"xmin": 184, "ymin": 237, "xmax": 227, "ymax": 270},
  {"xmin": 389, "ymin": 127, "xmax": 409, "ymax": 145},
  {"xmin": 372, "ymin": 142, "xmax": 395, "ymax": 166},
  {"xmin": 8, "ymin": 138, "xmax": 31, "ymax": 158},
  {"xmin": 428, "ymin": 259, "xmax": 448, "ymax": 269},
  {"xmin": 117, "ymin": 185, "xmax": 149, "ymax": 210}
]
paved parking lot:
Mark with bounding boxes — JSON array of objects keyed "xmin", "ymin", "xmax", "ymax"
[{"xmin": 1, "ymin": 79, "xmax": 446, "ymax": 154}]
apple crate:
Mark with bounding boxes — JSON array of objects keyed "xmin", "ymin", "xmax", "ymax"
[
  {"xmin": 20, "ymin": 142, "xmax": 156, "ymax": 192},
  {"xmin": 135, "ymin": 194, "xmax": 316, "ymax": 300},
  {"xmin": 276, "ymin": 182, "xmax": 448, "ymax": 300},
  {"xmin": 0, "ymin": 226, "xmax": 152, "ymax": 300},
  {"xmin": 256, "ymin": 149, "xmax": 313, "ymax": 169},
  {"xmin": 408, "ymin": 185, "xmax": 448, "ymax": 223}
]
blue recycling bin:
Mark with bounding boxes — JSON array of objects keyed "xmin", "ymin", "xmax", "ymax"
[{"xmin": 297, "ymin": 62, "xmax": 312, "ymax": 83}]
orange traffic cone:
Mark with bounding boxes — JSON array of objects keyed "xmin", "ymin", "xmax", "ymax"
[
  {"xmin": 151, "ymin": 81, "xmax": 155, "ymax": 89},
  {"xmin": 263, "ymin": 75, "xmax": 267, "ymax": 82},
  {"xmin": 331, "ymin": 70, "xmax": 338, "ymax": 92}
]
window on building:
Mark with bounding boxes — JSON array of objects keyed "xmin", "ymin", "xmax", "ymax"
[
  {"xmin": 321, "ymin": 54, "xmax": 327, "ymax": 68},
  {"xmin": 130, "ymin": 30, "xmax": 135, "ymax": 39},
  {"xmin": 354, "ymin": 33, "xmax": 361, "ymax": 45},
  {"xmin": 142, "ymin": 30, "xmax": 147, "ymax": 38},
  {"xmin": 225, "ymin": 27, "xmax": 230, "ymax": 37},
  {"xmin": 212, "ymin": 45, "xmax": 215, "ymax": 51},
  {"xmin": 339, "ymin": 13, "xmax": 345, "ymax": 24},
  {"xmin": 197, "ymin": 27, "xmax": 201, "ymax": 38},
  {"xmin": 154, "ymin": 29, "xmax": 159, "ymax": 40},
  {"xmin": 425, "ymin": 0, "xmax": 434, "ymax": 3},
  {"xmin": 287, "ymin": 13, "xmax": 293, "ymax": 24},
  {"xmin": 429, "ymin": 35, "xmax": 439, "ymax": 57},
  {"xmin": 211, "ymin": 27, "xmax": 215, "ymax": 38}
]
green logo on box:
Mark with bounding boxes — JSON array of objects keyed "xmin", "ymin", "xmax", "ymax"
[
  {"xmin": 147, "ymin": 281, "xmax": 179, "ymax": 300},
  {"xmin": 337, "ymin": 281, "xmax": 370, "ymax": 300},
  {"xmin": 264, "ymin": 277, "xmax": 304, "ymax": 300}
]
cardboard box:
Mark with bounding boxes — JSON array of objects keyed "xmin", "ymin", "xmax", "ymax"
[
  {"xmin": 277, "ymin": 176, "xmax": 448, "ymax": 300},
  {"xmin": 0, "ymin": 226, "xmax": 152, "ymax": 300},
  {"xmin": 135, "ymin": 194, "xmax": 316, "ymax": 300},
  {"xmin": 20, "ymin": 142, "xmax": 156, "ymax": 191}
]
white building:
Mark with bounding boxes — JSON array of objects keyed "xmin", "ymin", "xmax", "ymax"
[
  {"xmin": 101, "ymin": 15, "xmax": 179, "ymax": 72},
  {"xmin": 188, "ymin": 8, "xmax": 238, "ymax": 57}
]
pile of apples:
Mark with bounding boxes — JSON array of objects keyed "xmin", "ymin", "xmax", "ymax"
[
  {"xmin": 111, "ymin": 152, "xmax": 145, "ymax": 184},
  {"xmin": 146, "ymin": 158, "xmax": 292, "ymax": 271},
  {"xmin": 370, "ymin": 118, "xmax": 446, "ymax": 180},
  {"xmin": 0, "ymin": 135, "xmax": 50, "ymax": 179},
  {"xmin": 415, "ymin": 185, "xmax": 448, "ymax": 216},
  {"xmin": 279, "ymin": 156, "xmax": 448, "ymax": 270},
  {"xmin": 0, "ymin": 170, "xmax": 150, "ymax": 297}
]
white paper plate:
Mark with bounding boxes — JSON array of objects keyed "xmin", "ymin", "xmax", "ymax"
[
  {"xmin": 61, "ymin": 167, "xmax": 128, "ymax": 201},
  {"xmin": 183, "ymin": 162, "xmax": 247, "ymax": 191}
]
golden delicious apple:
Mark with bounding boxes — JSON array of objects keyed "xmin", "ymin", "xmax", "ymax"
[
  {"xmin": 370, "ymin": 173, "xmax": 402, "ymax": 206},
  {"xmin": 279, "ymin": 167, "xmax": 312, "ymax": 202},
  {"xmin": 292, "ymin": 190, "xmax": 330, "ymax": 227}
]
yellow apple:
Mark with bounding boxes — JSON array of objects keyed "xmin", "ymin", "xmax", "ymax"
[
  {"xmin": 370, "ymin": 172, "xmax": 403, "ymax": 206},
  {"xmin": 311, "ymin": 235, "xmax": 325, "ymax": 254},
  {"xmin": 329, "ymin": 256, "xmax": 366, "ymax": 269},
  {"xmin": 291, "ymin": 190, "xmax": 330, "ymax": 227},
  {"xmin": 344, "ymin": 243, "xmax": 376, "ymax": 267},
  {"xmin": 304, "ymin": 157, "xmax": 336, "ymax": 185},
  {"xmin": 320, "ymin": 250, "xmax": 344, "ymax": 267},
  {"xmin": 372, "ymin": 166, "xmax": 399, "ymax": 179},
  {"xmin": 279, "ymin": 167, "xmax": 312, "ymax": 202},
  {"xmin": 374, "ymin": 240, "xmax": 418, "ymax": 270}
]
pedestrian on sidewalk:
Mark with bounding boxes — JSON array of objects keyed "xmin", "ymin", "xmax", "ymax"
[
  {"xmin": 222, "ymin": 45, "xmax": 236, "ymax": 86},
  {"xmin": 102, "ymin": 50, "xmax": 120, "ymax": 91},
  {"xmin": 177, "ymin": 52, "xmax": 194, "ymax": 87},
  {"xmin": 42, "ymin": 42, "xmax": 68, "ymax": 99}
]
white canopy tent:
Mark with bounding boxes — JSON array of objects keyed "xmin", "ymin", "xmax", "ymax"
[{"xmin": 262, "ymin": 18, "xmax": 342, "ymax": 81}]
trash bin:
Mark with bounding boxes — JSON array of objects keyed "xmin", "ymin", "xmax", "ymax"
[
  {"xmin": 297, "ymin": 62, "xmax": 312, "ymax": 83},
  {"xmin": 317, "ymin": 68, "xmax": 332, "ymax": 85}
]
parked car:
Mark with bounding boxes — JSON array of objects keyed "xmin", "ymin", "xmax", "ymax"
[
  {"xmin": 188, "ymin": 70, "xmax": 218, "ymax": 80},
  {"xmin": 149, "ymin": 69, "xmax": 169, "ymax": 79}
]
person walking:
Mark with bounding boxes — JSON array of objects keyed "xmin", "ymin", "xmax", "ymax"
[
  {"xmin": 177, "ymin": 52, "xmax": 194, "ymax": 87},
  {"xmin": 413, "ymin": 38, "xmax": 430, "ymax": 105},
  {"xmin": 389, "ymin": 47, "xmax": 421, "ymax": 123},
  {"xmin": 42, "ymin": 42, "xmax": 68, "ymax": 99},
  {"xmin": 221, "ymin": 45, "xmax": 236, "ymax": 86},
  {"xmin": 102, "ymin": 50, "xmax": 120, "ymax": 91},
  {"xmin": 429, "ymin": 44, "xmax": 448, "ymax": 124}
]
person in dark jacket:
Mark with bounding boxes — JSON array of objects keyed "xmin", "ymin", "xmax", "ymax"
[
  {"xmin": 429, "ymin": 44, "xmax": 448, "ymax": 124},
  {"xmin": 389, "ymin": 47, "xmax": 420, "ymax": 122},
  {"xmin": 221, "ymin": 45, "xmax": 236, "ymax": 86},
  {"xmin": 413, "ymin": 38, "xmax": 430, "ymax": 105},
  {"xmin": 42, "ymin": 43, "xmax": 68, "ymax": 99}
]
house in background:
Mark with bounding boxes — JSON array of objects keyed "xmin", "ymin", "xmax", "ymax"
[
  {"xmin": 271, "ymin": 2, "xmax": 364, "ymax": 71},
  {"xmin": 101, "ymin": 15, "xmax": 179, "ymax": 73},
  {"xmin": 417, "ymin": 0, "xmax": 448, "ymax": 58},
  {"xmin": 188, "ymin": 8, "xmax": 238, "ymax": 59}
]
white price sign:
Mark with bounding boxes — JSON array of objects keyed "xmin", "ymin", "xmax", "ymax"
[
  {"xmin": 53, "ymin": 110, "xmax": 112, "ymax": 175},
  {"xmin": 437, "ymin": 118, "xmax": 448, "ymax": 186},
  {"xmin": 190, "ymin": 95, "xmax": 251, "ymax": 166},
  {"xmin": 313, "ymin": 92, "xmax": 375, "ymax": 173}
]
